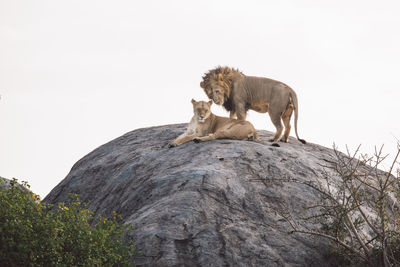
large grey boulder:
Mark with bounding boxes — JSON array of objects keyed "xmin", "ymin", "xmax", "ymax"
[{"xmin": 44, "ymin": 124, "xmax": 339, "ymax": 266}]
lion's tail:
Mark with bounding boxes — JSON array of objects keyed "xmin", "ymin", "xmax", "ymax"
[{"xmin": 290, "ymin": 91, "xmax": 306, "ymax": 144}]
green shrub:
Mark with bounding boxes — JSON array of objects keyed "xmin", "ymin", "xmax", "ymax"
[{"xmin": 0, "ymin": 178, "xmax": 136, "ymax": 267}]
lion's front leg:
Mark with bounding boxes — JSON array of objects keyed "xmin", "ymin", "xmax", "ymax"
[
  {"xmin": 169, "ymin": 133, "xmax": 197, "ymax": 147},
  {"xmin": 235, "ymin": 103, "xmax": 247, "ymax": 121},
  {"xmin": 193, "ymin": 133, "xmax": 217, "ymax": 143}
]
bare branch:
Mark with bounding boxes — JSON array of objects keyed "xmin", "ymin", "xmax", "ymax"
[
  {"xmin": 263, "ymin": 142, "xmax": 400, "ymax": 266},
  {"xmin": 344, "ymin": 212, "xmax": 371, "ymax": 256},
  {"xmin": 383, "ymin": 147, "xmax": 400, "ymax": 189},
  {"xmin": 290, "ymin": 229, "xmax": 369, "ymax": 261}
]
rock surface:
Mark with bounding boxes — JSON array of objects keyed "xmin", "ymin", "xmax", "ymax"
[{"xmin": 44, "ymin": 124, "xmax": 341, "ymax": 266}]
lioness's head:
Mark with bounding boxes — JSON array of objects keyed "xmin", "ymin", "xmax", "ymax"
[{"xmin": 191, "ymin": 99, "xmax": 212, "ymax": 123}]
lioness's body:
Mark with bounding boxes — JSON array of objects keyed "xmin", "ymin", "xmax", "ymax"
[
  {"xmin": 169, "ymin": 100, "xmax": 258, "ymax": 147},
  {"xmin": 200, "ymin": 67, "xmax": 305, "ymax": 144}
]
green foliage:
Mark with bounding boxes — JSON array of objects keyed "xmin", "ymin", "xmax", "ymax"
[{"xmin": 0, "ymin": 178, "xmax": 136, "ymax": 267}]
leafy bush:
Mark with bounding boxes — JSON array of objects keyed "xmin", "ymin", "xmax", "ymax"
[{"xmin": 0, "ymin": 178, "xmax": 136, "ymax": 267}]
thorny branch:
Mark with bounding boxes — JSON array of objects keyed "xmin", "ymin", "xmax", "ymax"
[{"xmin": 262, "ymin": 143, "xmax": 400, "ymax": 266}]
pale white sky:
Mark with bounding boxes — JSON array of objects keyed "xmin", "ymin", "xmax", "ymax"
[{"xmin": 1, "ymin": 0, "xmax": 399, "ymax": 198}]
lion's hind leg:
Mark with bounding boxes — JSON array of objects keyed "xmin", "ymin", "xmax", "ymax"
[
  {"xmin": 268, "ymin": 111, "xmax": 284, "ymax": 142},
  {"xmin": 281, "ymin": 103, "xmax": 294, "ymax": 143},
  {"xmin": 247, "ymin": 130, "xmax": 259, "ymax": 142},
  {"xmin": 219, "ymin": 122, "xmax": 258, "ymax": 141},
  {"xmin": 195, "ymin": 128, "xmax": 238, "ymax": 142},
  {"xmin": 194, "ymin": 122, "xmax": 258, "ymax": 143}
]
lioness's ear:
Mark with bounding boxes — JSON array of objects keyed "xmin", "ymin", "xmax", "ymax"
[
  {"xmin": 191, "ymin": 99, "xmax": 196, "ymax": 105},
  {"xmin": 208, "ymin": 100, "xmax": 213, "ymax": 106},
  {"xmin": 200, "ymin": 81, "xmax": 204, "ymax": 88}
]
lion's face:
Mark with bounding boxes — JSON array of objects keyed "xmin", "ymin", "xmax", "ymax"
[
  {"xmin": 208, "ymin": 78, "xmax": 228, "ymax": 105},
  {"xmin": 200, "ymin": 68, "xmax": 235, "ymax": 106},
  {"xmin": 211, "ymin": 86, "xmax": 225, "ymax": 105},
  {"xmin": 191, "ymin": 99, "xmax": 212, "ymax": 123}
]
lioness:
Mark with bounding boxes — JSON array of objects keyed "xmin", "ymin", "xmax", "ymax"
[
  {"xmin": 168, "ymin": 99, "xmax": 258, "ymax": 147},
  {"xmin": 200, "ymin": 66, "xmax": 306, "ymax": 144}
]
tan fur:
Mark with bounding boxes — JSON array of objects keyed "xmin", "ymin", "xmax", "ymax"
[
  {"xmin": 200, "ymin": 66, "xmax": 306, "ymax": 144},
  {"xmin": 168, "ymin": 99, "xmax": 259, "ymax": 147}
]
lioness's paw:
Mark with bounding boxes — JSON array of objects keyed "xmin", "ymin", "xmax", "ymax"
[{"xmin": 168, "ymin": 142, "xmax": 178, "ymax": 148}]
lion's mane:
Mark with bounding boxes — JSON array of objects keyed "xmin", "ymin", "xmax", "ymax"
[{"xmin": 200, "ymin": 66, "xmax": 243, "ymax": 104}]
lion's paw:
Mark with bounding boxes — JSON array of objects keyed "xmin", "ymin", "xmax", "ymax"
[{"xmin": 168, "ymin": 142, "xmax": 178, "ymax": 148}]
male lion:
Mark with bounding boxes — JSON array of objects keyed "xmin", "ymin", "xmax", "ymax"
[
  {"xmin": 168, "ymin": 99, "xmax": 258, "ymax": 147},
  {"xmin": 200, "ymin": 66, "xmax": 306, "ymax": 144}
]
